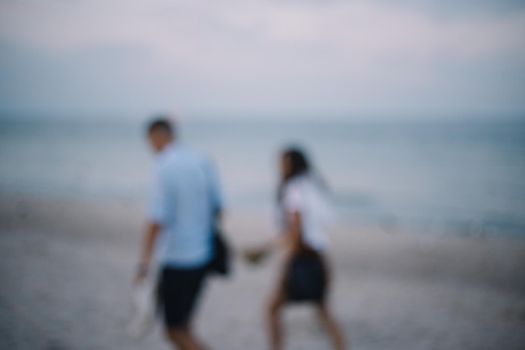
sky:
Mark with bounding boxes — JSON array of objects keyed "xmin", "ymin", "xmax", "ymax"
[{"xmin": 0, "ymin": 0, "xmax": 524, "ymax": 121}]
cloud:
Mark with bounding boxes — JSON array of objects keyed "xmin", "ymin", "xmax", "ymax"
[{"xmin": 0, "ymin": 0, "xmax": 524, "ymax": 119}]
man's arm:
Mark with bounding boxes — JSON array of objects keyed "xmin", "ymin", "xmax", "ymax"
[
  {"xmin": 134, "ymin": 222, "xmax": 161, "ymax": 284},
  {"xmin": 207, "ymin": 160, "xmax": 224, "ymax": 222},
  {"xmin": 214, "ymin": 207, "xmax": 223, "ymax": 226},
  {"xmin": 134, "ymin": 162, "xmax": 166, "ymax": 283}
]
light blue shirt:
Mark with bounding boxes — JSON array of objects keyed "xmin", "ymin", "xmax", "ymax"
[{"xmin": 149, "ymin": 143, "xmax": 222, "ymax": 268}]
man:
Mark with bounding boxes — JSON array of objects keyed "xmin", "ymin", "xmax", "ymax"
[{"xmin": 135, "ymin": 117, "xmax": 222, "ymax": 350}]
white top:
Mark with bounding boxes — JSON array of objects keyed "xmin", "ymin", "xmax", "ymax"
[
  {"xmin": 280, "ymin": 175, "xmax": 335, "ymax": 251},
  {"xmin": 149, "ymin": 143, "xmax": 222, "ymax": 268}
]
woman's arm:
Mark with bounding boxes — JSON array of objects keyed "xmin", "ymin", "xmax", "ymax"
[
  {"xmin": 243, "ymin": 211, "xmax": 303, "ymax": 264},
  {"xmin": 284, "ymin": 211, "xmax": 302, "ymax": 254}
]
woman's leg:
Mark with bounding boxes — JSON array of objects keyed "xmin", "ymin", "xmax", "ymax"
[
  {"xmin": 266, "ymin": 276, "xmax": 286, "ymax": 350},
  {"xmin": 316, "ymin": 256, "xmax": 347, "ymax": 350},
  {"xmin": 266, "ymin": 290, "xmax": 285, "ymax": 350},
  {"xmin": 316, "ymin": 302, "xmax": 347, "ymax": 350}
]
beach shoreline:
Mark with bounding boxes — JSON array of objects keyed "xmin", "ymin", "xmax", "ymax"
[{"xmin": 0, "ymin": 193, "xmax": 524, "ymax": 350}]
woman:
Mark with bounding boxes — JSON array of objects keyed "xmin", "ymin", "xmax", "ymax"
[{"xmin": 247, "ymin": 147, "xmax": 346, "ymax": 350}]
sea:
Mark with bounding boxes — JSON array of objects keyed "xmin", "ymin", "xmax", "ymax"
[{"xmin": 1, "ymin": 118, "xmax": 524, "ymax": 237}]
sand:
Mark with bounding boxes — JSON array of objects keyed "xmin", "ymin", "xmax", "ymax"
[{"xmin": 0, "ymin": 193, "xmax": 524, "ymax": 350}]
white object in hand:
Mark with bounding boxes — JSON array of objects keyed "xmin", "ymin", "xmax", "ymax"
[{"xmin": 127, "ymin": 275, "xmax": 157, "ymax": 339}]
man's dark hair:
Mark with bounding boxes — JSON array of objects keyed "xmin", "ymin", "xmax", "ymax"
[{"xmin": 147, "ymin": 118, "xmax": 174, "ymax": 136}]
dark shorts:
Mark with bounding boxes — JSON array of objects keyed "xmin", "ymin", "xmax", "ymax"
[
  {"xmin": 157, "ymin": 265, "xmax": 207, "ymax": 328},
  {"xmin": 285, "ymin": 251, "xmax": 327, "ymax": 303}
]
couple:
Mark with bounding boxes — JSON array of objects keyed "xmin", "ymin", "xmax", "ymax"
[{"xmin": 134, "ymin": 117, "xmax": 346, "ymax": 350}]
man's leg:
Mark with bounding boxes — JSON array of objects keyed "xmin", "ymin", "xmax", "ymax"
[
  {"xmin": 161, "ymin": 267, "xmax": 208, "ymax": 350},
  {"xmin": 166, "ymin": 326, "xmax": 207, "ymax": 350}
]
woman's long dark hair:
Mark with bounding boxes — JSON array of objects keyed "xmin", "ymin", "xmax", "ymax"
[{"xmin": 277, "ymin": 147, "xmax": 310, "ymax": 204}]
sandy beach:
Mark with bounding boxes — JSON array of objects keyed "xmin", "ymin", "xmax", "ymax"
[{"xmin": 0, "ymin": 193, "xmax": 524, "ymax": 350}]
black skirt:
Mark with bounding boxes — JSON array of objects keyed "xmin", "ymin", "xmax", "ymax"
[{"xmin": 285, "ymin": 250, "xmax": 327, "ymax": 303}]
